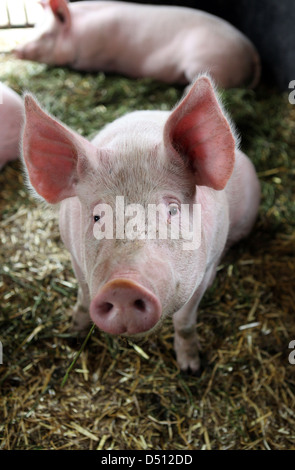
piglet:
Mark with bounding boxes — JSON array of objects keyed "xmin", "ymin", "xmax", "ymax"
[
  {"xmin": 14, "ymin": 0, "xmax": 260, "ymax": 89},
  {"xmin": 22, "ymin": 75, "xmax": 260, "ymax": 372},
  {"xmin": 0, "ymin": 83, "xmax": 23, "ymax": 170}
]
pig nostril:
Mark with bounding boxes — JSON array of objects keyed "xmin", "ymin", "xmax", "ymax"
[
  {"xmin": 99, "ymin": 302, "xmax": 113, "ymax": 314},
  {"xmin": 134, "ymin": 299, "xmax": 146, "ymax": 311},
  {"xmin": 90, "ymin": 283, "xmax": 161, "ymax": 335}
]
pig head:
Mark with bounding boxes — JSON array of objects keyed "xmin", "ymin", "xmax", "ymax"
[
  {"xmin": 14, "ymin": 0, "xmax": 260, "ymax": 89},
  {"xmin": 0, "ymin": 83, "xmax": 23, "ymax": 170},
  {"xmin": 13, "ymin": 0, "xmax": 74, "ymax": 66},
  {"xmin": 22, "ymin": 76, "xmax": 260, "ymax": 372}
]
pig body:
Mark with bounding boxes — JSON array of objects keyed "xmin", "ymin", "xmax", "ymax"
[
  {"xmin": 15, "ymin": 0, "xmax": 260, "ymax": 89},
  {"xmin": 0, "ymin": 83, "xmax": 23, "ymax": 170},
  {"xmin": 22, "ymin": 76, "xmax": 260, "ymax": 372}
]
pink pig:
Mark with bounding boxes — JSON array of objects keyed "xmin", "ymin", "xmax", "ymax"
[
  {"xmin": 22, "ymin": 75, "xmax": 260, "ymax": 372},
  {"xmin": 14, "ymin": 0, "xmax": 260, "ymax": 89},
  {"xmin": 0, "ymin": 83, "xmax": 23, "ymax": 170}
]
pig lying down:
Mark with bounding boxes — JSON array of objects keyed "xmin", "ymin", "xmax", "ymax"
[
  {"xmin": 22, "ymin": 75, "xmax": 260, "ymax": 372},
  {"xmin": 0, "ymin": 83, "xmax": 23, "ymax": 170},
  {"xmin": 14, "ymin": 0, "xmax": 260, "ymax": 89}
]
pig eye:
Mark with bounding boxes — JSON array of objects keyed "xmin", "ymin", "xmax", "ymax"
[
  {"xmin": 168, "ymin": 203, "xmax": 180, "ymax": 219},
  {"xmin": 93, "ymin": 215, "xmax": 101, "ymax": 223}
]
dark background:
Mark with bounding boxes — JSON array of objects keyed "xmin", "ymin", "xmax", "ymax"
[{"xmin": 71, "ymin": 0, "xmax": 295, "ymax": 91}]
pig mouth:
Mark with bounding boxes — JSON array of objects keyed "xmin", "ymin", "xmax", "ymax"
[{"xmin": 90, "ymin": 278, "xmax": 162, "ymax": 336}]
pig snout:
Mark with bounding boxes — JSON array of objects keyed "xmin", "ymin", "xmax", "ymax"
[
  {"xmin": 90, "ymin": 279, "xmax": 162, "ymax": 336},
  {"xmin": 11, "ymin": 47, "xmax": 23, "ymax": 59},
  {"xmin": 13, "ymin": 45, "xmax": 30, "ymax": 60},
  {"xmin": 13, "ymin": 43, "xmax": 41, "ymax": 62}
]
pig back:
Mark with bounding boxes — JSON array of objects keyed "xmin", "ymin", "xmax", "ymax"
[{"xmin": 225, "ymin": 150, "xmax": 260, "ymax": 245}]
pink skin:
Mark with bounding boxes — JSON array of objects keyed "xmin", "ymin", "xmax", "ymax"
[
  {"xmin": 0, "ymin": 83, "xmax": 24, "ymax": 170},
  {"xmin": 22, "ymin": 75, "xmax": 260, "ymax": 372},
  {"xmin": 90, "ymin": 278, "xmax": 162, "ymax": 335},
  {"xmin": 13, "ymin": 0, "xmax": 260, "ymax": 89}
]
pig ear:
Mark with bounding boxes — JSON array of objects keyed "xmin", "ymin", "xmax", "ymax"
[
  {"xmin": 49, "ymin": 0, "xmax": 71, "ymax": 27},
  {"xmin": 164, "ymin": 76, "xmax": 236, "ymax": 190},
  {"xmin": 22, "ymin": 94, "xmax": 92, "ymax": 204}
]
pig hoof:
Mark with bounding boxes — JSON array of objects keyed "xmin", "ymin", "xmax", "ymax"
[
  {"xmin": 69, "ymin": 306, "xmax": 91, "ymax": 332},
  {"xmin": 174, "ymin": 337, "xmax": 201, "ymax": 373},
  {"xmin": 177, "ymin": 354, "xmax": 201, "ymax": 375},
  {"xmin": 174, "ymin": 329, "xmax": 201, "ymax": 374}
]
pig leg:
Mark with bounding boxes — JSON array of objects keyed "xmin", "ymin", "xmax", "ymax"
[
  {"xmin": 173, "ymin": 265, "xmax": 216, "ymax": 372},
  {"xmin": 70, "ymin": 257, "xmax": 91, "ymax": 331}
]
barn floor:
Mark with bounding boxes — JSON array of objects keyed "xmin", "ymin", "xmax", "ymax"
[{"xmin": 0, "ymin": 52, "xmax": 295, "ymax": 450}]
